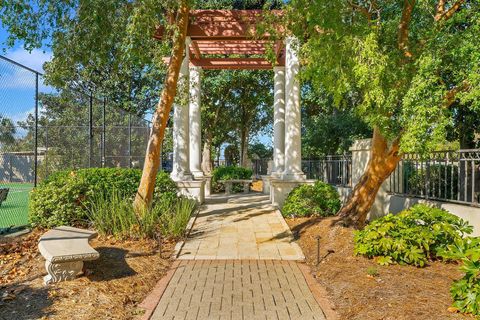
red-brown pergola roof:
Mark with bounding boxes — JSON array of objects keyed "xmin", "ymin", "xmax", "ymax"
[{"xmin": 156, "ymin": 10, "xmax": 284, "ymax": 70}]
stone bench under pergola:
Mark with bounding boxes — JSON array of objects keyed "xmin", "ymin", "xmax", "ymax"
[{"xmin": 157, "ymin": 10, "xmax": 308, "ymax": 207}]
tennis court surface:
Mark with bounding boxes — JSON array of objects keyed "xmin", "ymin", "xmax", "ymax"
[{"xmin": 0, "ymin": 182, "xmax": 32, "ymax": 229}]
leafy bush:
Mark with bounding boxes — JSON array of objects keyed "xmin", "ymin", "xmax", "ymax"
[
  {"xmin": 212, "ymin": 166, "xmax": 253, "ymax": 192},
  {"xmin": 30, "ymin": 168, "xmax": 177, "ymax": 228},
  {"xmin": 86, "ymin": 189, "xmax": 196, "ymax": 239},
  {"xmin": 437, "ymin": 237, "xmax": 480, "ymax": 316},
  {"xmin": 354, "ymin": 204, "xmax": 473, "ymax": 267},
  {"xmin": 281, "ymin": 181, "xmax": 341, "ymax": 218}
]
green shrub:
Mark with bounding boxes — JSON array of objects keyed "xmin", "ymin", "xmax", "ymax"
[
  {"xmin": 437, "ymin": 237, "xmax": 480, "ymax": 316},
  {"xmin": 354, "ymin": 204, "xmax": 473, "ymax": 267},
  {"xmin": 86, "ymin": 189, "xmax": 196, "ymax": 239},
  {"xmin": 281, "ymin": 181, "xmax": 341, "ymax": 218},
  {"xmin": 30, "ymin": 168, "xmax": 177, "ymax": 228},
  {"xmin": 212, "ymin": 166, "xmax": 253, "ymax": 192}
]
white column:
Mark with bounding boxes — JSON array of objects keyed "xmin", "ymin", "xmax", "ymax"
[
  {"xmin": 171, "ymin": 38, "xmax": 192, "ymax": 181},
  {"xmin": 283, "ymin": 36, "xmax": 304, "ymax": 180},
  {"xmin": 272, "ymin": 66, "xmax": 285, "ymax": 176},
  {"xmin": 189, "ymin": 65, "xmax": 203, "ymax": 178}
]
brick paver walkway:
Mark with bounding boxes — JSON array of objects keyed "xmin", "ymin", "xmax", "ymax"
[
  {"xmin": 177, "ymin": 194, "xmax": 304, "ymax": 260},
  {"xmin": 150, "ymin": 260, "xmax": 326, "ymax": 320},
  {"xmin": 145, "ymin": 194, "xmax": 330, "ymax": 320}
]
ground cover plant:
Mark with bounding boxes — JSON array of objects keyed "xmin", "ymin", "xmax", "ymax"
[
  {"xmin": 29, "ymin": 168, "xmax": 176, "ymax": 228},
  {"xmin": 438, "ymin": 237, "xmax": 480, "ymax": 316},
  {"xmin": 212, "ymin": 166, "xmax": 253, "ymax": 192},
  {"xmin": 281, "ymin": 181, "xmax": 341, "ymax": 218},
  {"xmin": 286, "ymin": 216, "xmax": 468, "ymax": 320},
  {"xmin": 354, "ymin": 204, "xmax": 480, "ymax": 317},
  {"xmin": 354, "ymin": 204, "xmax": 473, "ymax": 267}
]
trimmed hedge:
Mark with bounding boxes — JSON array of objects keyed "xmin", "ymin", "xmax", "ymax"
[
  {"xmin": 281, "ymin": 181, "xmax": 341, "ymax": 218},
  {"xmin": 29, "ymin": 168, "xmax": 177, "ymax": 228},
  {"xmin": 212, "ymin": 166, "xmax": 253, "ymax": 192}
]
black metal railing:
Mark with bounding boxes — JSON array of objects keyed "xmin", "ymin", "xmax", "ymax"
[
  {"xmin": 302, "ymin": 155, "xmax": 352, "ymax": 187},
  {"xmin": 388, "ymin": 150, "xmax": 480, "ymax": 206}
]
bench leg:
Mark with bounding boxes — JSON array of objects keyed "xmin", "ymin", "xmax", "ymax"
[
  {"xmin": 225, "ymin": 183, "xmax": 232, "ymax": 195},
  {"xmin": 44, "ymin": 260, "xmax": 84, "ymax": 285},
  {"xmin": 243, "ymin": 183, "xmax": 250, "ymax": 194}
]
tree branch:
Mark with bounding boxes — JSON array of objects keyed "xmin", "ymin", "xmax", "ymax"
[
  {"xmin": 436, "ymin": 0, "xmax": 465, "ymax": 21},
  {"xmin": 348, "ymin": 1, "xmax": 372, "ymax": 21},
  {"xmin": 398, "ymin": 0, "xmax": 416, "ymax": 58},
  {"xmin": 444, "ymin": 80, "xmax": 470, "ymax": 108},
  {"xmin": 434, "ymin": 0, "xmax": 447, "ymax": 21}
]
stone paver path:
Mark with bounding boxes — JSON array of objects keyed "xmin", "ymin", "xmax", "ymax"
[
  {"xmin": 177, "ymin": 194, "xmax": 304, "ymax": 260},
  {"xmin": 146, "ymin": 194, "xmax": 330, "ymax": 320},
  {"xmin": 151, "ymin": 260, "xmax": 326, "ymax": 320}
]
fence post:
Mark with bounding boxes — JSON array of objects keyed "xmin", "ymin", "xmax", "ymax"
[
  {"xmin": 34, "ymin": 73, "xmax": 39, "ymax": 187},
  {"xmin": 88, "ymin": 93, "xmax": 93, "ymax": 167},
  {"xmin": 102, "ymin": 97, "xmax": 106, "ymax": 167},
  {"xmin": 128, "ymin": 113, "xmax": 132, "ymax": 168}
]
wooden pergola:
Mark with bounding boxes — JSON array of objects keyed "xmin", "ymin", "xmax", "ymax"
[
  {"xmin": 157, "ymin": 10, "xmax": 304, "ymax": 207},
  {"xmin": 156, "ymin": 10, "xmax": 284, "ymax": 70}
]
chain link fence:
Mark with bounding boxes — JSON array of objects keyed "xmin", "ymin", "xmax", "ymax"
[{"xmin": 0, "ymin": 55, "xmax": 151, "ymax": 230}]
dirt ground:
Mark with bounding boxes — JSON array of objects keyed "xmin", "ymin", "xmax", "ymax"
[
  {"xmin": 0, "ymin": 229, "xmax": 175, "ymax": 320},
  {"xmin": 286, "ymin": 217, "xmax": 472, "ymax": 320}
]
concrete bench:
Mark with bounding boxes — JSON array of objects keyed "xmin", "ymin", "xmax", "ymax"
[
  {"xmin": 218, "ymin": 179, "xmax": 253, "ymax": 195},
  {"xmin": 0, "ymin": 188, "xmax": 9, "ymax": 207},
  {"xmin": 38, "ymin": 226, "xmax": 100, "ymax": 285}
]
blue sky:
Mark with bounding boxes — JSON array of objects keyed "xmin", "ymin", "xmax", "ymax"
[{"xmin": 0, "ymin": 23, "xmax": 52, "ymax": 133}]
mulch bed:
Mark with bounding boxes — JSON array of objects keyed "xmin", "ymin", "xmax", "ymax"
[
  {"xmin": 286, "ymin": 217, "xmax": 473, "ymax": 320},
  {"xmin": 0, "ymin": 229, "xmax": 175, "ymax": 320}
]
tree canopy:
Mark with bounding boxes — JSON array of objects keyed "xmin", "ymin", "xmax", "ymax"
[{"xmin": 285, "ymin": 0, "xmax": 480, "ymax": 154}]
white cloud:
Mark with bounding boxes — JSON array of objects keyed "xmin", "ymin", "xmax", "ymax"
[
  {"xmin": 1, "ymin": 48, "xmax": 53, "ymax": 91},
  {"xmin": 5, "ymin": 48, "xmax": 52, "ymax": 73}
]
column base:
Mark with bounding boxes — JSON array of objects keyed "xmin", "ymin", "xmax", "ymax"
[
  {"xmin": 270, "ymin": 178, "xmax": 315, "ymax": 208},
  {"xmin": 281, "ymin": 171, "xmax": 306, "ymax": 181},
  {"xmin": 260, "ymin": 175, "xmax": 272, "ymax": 195},
  {"xmin": 203, "ymin": 175, "xmax": 213, "ymax": 197},
  {"xmin": 175, "ymin": 180, "xmax": 206, "ymax": 204},
  {"xmin": 191, "ymin": 170, "xmax": 205, "ymax": 179},
  {"xmin": 170, "ymin": 171, "xmax": 193, "ymax": 182}
]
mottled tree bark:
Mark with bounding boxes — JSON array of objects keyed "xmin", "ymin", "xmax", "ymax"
[
  {"xmin": 134, "ymin": 2, "xmax": 189, "ymax": 213},
  {"xmin": 338, "ymin": 128, "xmax": 402, "ymax": 228}
]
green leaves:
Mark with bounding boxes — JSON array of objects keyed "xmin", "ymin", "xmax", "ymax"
[
  {"xmin": 29, "ymin": 168, "xmax": 177, "ymax": 228},
  {"xmin": 281, "ymin": 181, "xmax": 341, "ymax": 218},
  {"xmin": 437, "ymin": 236, "xmax": 480, "ymax": 316},
  {"xmin": 287, "ymin": 0, "xmax": 480, "ymax": 154},
  {"xmin": 354, "ymin": 204, "xmax": 473, "ymax": 267}
]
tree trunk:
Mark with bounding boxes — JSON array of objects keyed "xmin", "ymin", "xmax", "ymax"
[
  {"xmin": 134, "ymin": 2, "xmax": 189, "ymax": 213},
  {"xmin": 240, "ymin": 129, "xmax": 249, "ymax": 167},
  {"xmin": 338, "ymin": 128, "xmax": 402, "ymax": 228}
]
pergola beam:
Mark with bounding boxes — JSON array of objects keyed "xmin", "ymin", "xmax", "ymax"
[
  {"xmin": 190, "ymin": 58, "xmax": 279, "ymax": 70},
  {"xmin": 157, "ymin": 10, "xmax": 285, "ymax": 70}
]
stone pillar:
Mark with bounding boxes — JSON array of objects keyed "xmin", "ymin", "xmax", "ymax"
[
  {"xmin": 189, "ymin": 65, "xmax": 203, "ymax": 178},
  {"xmin": 349, "ymin": 139, "xmax": 389, "ymax": 219},
  {"xmin": 171, "ymin": 38, "xmax": 192, "ymax": 182},
  {"xmin": 272, "ymin": 66, "xmax": 285, "ymax": 176},
  {"xmin": 283, "ymin": 36, "xmax": 304, "ymax": 180}
]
